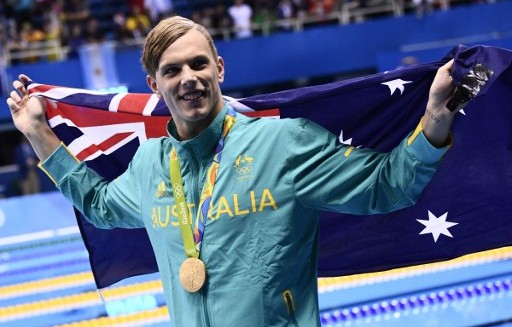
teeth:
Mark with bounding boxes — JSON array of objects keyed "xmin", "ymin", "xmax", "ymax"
[{"xmin": 183, "ymin": 91, "xmax": 204, "ymax": 101}]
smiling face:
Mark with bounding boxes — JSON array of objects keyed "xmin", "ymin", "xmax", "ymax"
[{"xmin": 146, "ymin": 28, "xmax": 225, "ymax": 140}]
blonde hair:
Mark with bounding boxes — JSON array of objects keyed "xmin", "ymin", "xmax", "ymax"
[{"xmin": 141, "ymin": 16, "xmax": 218, "ymax": 78}]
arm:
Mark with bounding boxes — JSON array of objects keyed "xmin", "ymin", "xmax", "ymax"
[
  {"xmin": 290, "ymin": 62, "xmax": 456, "ymax": 214},
  {"xmin": 421, "ymin": 59, "xmax": 456, "ymax": 147},
  {"xmin": 290, "ymin": 119, "xmax": 448, "ymax": 215},
  {"xmin": 6, "ymin": 74, "xmax": 143, "ymax": 228}
]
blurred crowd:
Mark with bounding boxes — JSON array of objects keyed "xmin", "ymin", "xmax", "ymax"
[
  {"xmin": 0, "ymin": 0, "xmax": 169, "ymax": 64},
  {"xmin": 0, "ymin": 0, "xmax": 489, "ymax": 66}
]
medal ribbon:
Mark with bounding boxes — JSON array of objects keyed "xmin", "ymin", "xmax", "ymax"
[{"xmin": 170, "ymin": 108, "xmax": 236, "ymax": 258}]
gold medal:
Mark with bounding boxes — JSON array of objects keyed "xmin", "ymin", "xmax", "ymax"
[{"xmin": 179, "ymin": 257, "xmax": 206, "ymax": 292}]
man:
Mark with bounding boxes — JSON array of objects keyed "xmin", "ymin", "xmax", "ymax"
[
  {"xmin": 228, "ymin": 0, "xmax": 253, "ymax": 38},
  {"xmin": 7, "ymin": 16, "xmax": 457, "ymax": 327}
]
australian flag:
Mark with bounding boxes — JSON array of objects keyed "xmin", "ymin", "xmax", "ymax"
[{"xmin": 28, "ymin": 45, "xmax": 512, "ymax": 289}]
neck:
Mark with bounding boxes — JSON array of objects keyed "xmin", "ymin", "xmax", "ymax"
[
  {"xmin": 176, "ymin": 122, "xmax": 209, "ymax": 140},
  {"xmin": 174, "ymin": 105, "xmax": 224, "ymax": 141}
]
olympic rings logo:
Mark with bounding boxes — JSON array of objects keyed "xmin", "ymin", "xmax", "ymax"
[
  {"xmin": 173, "ymin": 183, "xmax": 184, "ymax": 198},
  {"xmin": 236, "ymin": 166, "xmax": 252, "ymax": 175}
]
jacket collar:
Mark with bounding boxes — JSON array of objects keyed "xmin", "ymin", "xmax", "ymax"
[{"xmin": 166, "ymin": 104, "xmax": 229, "ymax": 162}]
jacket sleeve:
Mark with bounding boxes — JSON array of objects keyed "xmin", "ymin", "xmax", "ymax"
[
  {"xmin": 38, "ymin": 143, "xmax": 144, "ymax": 229},
  {"xmin": 289, "ymin": 118, "xmax": 451, "ymax": 215}
]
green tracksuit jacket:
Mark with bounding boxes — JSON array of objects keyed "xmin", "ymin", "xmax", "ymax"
[{"xmin": 40, "ymin": 104, "xmax": 449, "ymax": 326}]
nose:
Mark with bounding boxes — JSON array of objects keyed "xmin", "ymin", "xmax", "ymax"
[{"xmin": 181, "ymin": 66, "xmax": 197, "ymax": 87}]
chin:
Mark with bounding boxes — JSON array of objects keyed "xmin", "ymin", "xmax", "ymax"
[{"xmin": 184, "ymin": 108, "xmax": 213, "ymax": 121}]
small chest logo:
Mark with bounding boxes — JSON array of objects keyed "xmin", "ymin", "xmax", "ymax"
[
  {"xmin": 234, "ymin": 154, "xmax": 254, "ymax": 181},
  {"xmin": 156, "ymin": 181, "xmax": 169, "ymax": 198}
]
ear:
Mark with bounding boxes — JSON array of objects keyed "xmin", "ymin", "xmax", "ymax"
[
  {"xmin": 146, "ymin": 75, "xmax": 161, "ymax": 97},
  {"xmin": 217, "ymin": 56, "xmax": 225, "ymax": 83}
]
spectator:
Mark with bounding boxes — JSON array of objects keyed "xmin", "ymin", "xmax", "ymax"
[
  {"xmin": 292, "ymin": 0, "xmax": 308, "ymax": 18},
  {"xmin": 0, "ymin": 18, "xmax": 8, "ymax": 51},
  {"xmin": 125, "ymin": 6, "xmax": 151, "ymax": 41},
  {"xmin": 41, "ymin": 0, "xmax": 63, "ymax": 39},
  {"xmin": 0, "ymin": 1, "xmax": 11, "ymax": 27},
  {"xmin": 12, "ymin": 0, "xmax": 34, "ymax": 31},
  {"xmin": 19, "ymin": 22, "xmax": 46, "ymax": 63},
  {"xmin": 277, "ymin": 0, "xmax": 295, "ymax": 30},
  {"xmin": 307, "ymin": 0, "xmax": 335, "ymax": 20},
  {"xmin": 413, "ymin": 0, "xmax": 435, "ymax": 17},
  {"xmin": 252, "ymin": 1, "xmax": 277, "ymax": 35},
  {"xmin": 228, "ymin": 0, "xmax": 253, "ymax": 39},
  {"xmin": 0, "ymin": 25, "xmax": 8, "ymax": 97},
  {"xmin": 209, "ymin": 3, "xmax": 232, "ymax": 37},
  {"xmin": 6, "ymin": 34, "xmax": 24, "ymax": 65},
  {"xmin": 84, "ymin": 18, "xmax": 105, "ymax": 44},
  {"xmin": 129, "ymin": 0, "xmax": 145, "ymax": 11},
  {"xmin": 61, "ymin": 0, "xmax": 90, "ymax": 35},
  {"xmin": 66, "ymin": 23, "xmax": 85, "ymax": 57},
  {"xmin": 37, "ymin": 1, "xmax": 64, "ymax": 62},
  {"xmin": 440, "ymin": 0, "xmax": 450, "ymax": 10},
  {"xmin": 113, "ymin": 11, "xmax": 132, "ymax": 44},
  {"xmin": 14, "ymin": 134, "xmax": 40, "ymax": 195},
  {"xmin": 42, "ymin": 20, "xmax": 61, "ymax": 61},
  {"xmin": 144, "ymin": 0, "xmax": 173, "ymax": 24},
  {"xmin": 190, "ymin": 9, "xmax": 211, "ymax": 30}
]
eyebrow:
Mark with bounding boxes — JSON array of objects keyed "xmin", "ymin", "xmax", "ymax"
[{"xmin": 159, "ymin": 54, "xmax": 211, "ymax": 70}]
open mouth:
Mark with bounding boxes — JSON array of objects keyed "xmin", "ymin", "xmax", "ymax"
[{"xmin": 180, "ymin": 90, "xmax": 206, "ymax": 101}]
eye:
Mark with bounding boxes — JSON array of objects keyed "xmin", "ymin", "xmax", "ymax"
[
  {"xmin": 162, "ymin": 66, "xmax": 180, "ymax": 77},
  {"xmin": 191, "ymin": 58, "xmax": 208, "ymax": 70}
]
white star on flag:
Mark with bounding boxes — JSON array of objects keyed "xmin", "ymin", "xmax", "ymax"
[
  {"xmin": 339, "ymin": 130, "xmax": 363, "ymax": 149},
  {"xmin": 381, "ymin": 79, "xmax": 412, "ymax": 95},
  {"xmin": 338, "ymin": 130, "xmax": 353, "ymax": 145},
  {"xmin": 417, "ymin": 211, "xmax": 458, "ymax": 243}
]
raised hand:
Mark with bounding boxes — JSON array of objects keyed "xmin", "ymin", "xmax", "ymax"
[
  {"xmin": 6, "ymin": 74, "xmax": 47, "ymax": 136},
  {"xmin": 422, "ymin": 60, "xmax": 457, "ymax": 147},
  {"xmin": 6, "ymin": 74, "xmax": 60, "ymax": 160}
]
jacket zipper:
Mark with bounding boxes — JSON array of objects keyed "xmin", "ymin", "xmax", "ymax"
[
  {"xmin": 202, "ymin": 288, "xmax": 211, "ymax": 327},
  {"xmin": 283, "ymin": 289, "xmax": 300, "ymax": 327}
]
